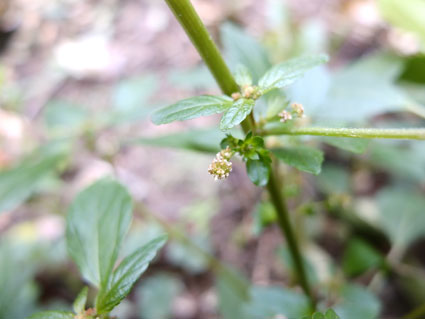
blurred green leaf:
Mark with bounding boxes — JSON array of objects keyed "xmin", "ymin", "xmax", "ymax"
[
  {"xmin": 316, "ymin": 164, "xmax": 350, "ymax": 194},
  {"xmin": 334, "ymin": 284, "xmax": 381, "ymax": 319},
  {"xmin": 342, "ymin": 238, "xmax": 383, "ymax": 277},
  {"xmin": 165, "ymin": 236, "xmax": 210, "ymax": 274},
  {"xmin": 243, "ymin": 286, "xmax": 310, "ymax": 319},
  {"xmin": 168, "ymin": 66, "xmax": 215, "ymax": 90},
  {"xmin": 151, "ymin": 95, "xmax": 232, "ymax": 125},
  {"xmin": 73, "ymin": 287, "xmax": 88, "ymax": 314},
  {"xmin": 29, "ymin": 311, "xmax": 75, "ymax": 319},
  {"xmin": 220, "ymin": 99, "xmax": 254, "ymax": 130},
  {"xmin": 246, "ymin": 157, "xmax": 271, "ymax": 187},
  {"xmin": 259, "ymin": 54, "xmax": 328, "ymax": 94},
  {"xmin": 113, "ymin": 75, "xmax": 157, "ymax": 112},
  {"xmin": 368, "ymin": 142, "xmax": 425, "ymax": 183},
  {"xmin": 279, "ymin": 246, "xmax": 318, "ymax": 286},
  {"xmin": 137, "ymin": 273, "xmax": 183, "ymax": 319},
  {"xmin": 216, "ymin": 268, "xmax": 250, "ymax": 319},
  {"xmin": 399, "ymin": 55, "xmax": 425, "ymax": 84},
  {"xmin": 325, "ymin": 309, "xmax": 340, "ymax": 319},
  {"xmin": 314, "ymin": 53, "xmax": 409, "ymax": 122},
  {"xmin": 379, "ymin": 0, "xmax": 425, "ymax": 45},
  {"xmin": 376, "ymin": 186, "xmax": 425, "ymax": 250},
  {"xmin": 44, "ymin": 100, "xmax": 89, "ymax": 135},
  {"xmin": 132, "ymin": 128, "xmax": 227, "ymax": 153},
  {"xmin": 66, "ymin": 178, "xmax": 132, "ymax": 288},
  {"xmin": 273, "ymin": 146, "xmax": 324, "ymax": 175},
  {"xmin": 312, "ymin": 313, "xmax": 325, "ymax": 319},
  {"xmin": 0, "ymin": 150, "xmax": 64, "ymax": 214},
  {"xmin": 0, "ymin": 242, "xmax": 37, "ymax": 319},
  {"xmin": 234, "ymin": 64, "xmax": 253, "ymax": 86},
  {"xmin": 221, "ymin": 23, "xmax": 271, "ymax": 82},
  {"xmin": 322, "ymin": 137, "xmax": 370, "ymax": 154},
  {"xmin": 96, "ymin": 236, "xmax": 167, "ymax": 314}
]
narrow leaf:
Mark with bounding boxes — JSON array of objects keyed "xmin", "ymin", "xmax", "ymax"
[
  {"xmin": 96, "ymin": 236, "xmax": 167, "ymax": 314},
  {"xmin": 73, "ymin": 286, "xmax": 88, "ymax": 314},
  {"xmin": 272, "ymin": 146, "xmax": 324, "ymax": 175},
  {"xmin": 29, "ymin": 311, "xmax": 74, "ymax": 319},
  {"xmin": 259, "ymin": 54, "xmax": 328, "ymax": 93},
  {"xmin": 220, "ymin": 99, "xmax": 254, "ymax": 131},
  {"xmin": 66, "ymin": 178, "xmax": 133, "ymax": 288},
  {"xmin": 151, "ymin": 95, "xmax": 232, "ymax": 125}
]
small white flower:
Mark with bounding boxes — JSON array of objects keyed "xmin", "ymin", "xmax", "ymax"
[
  {"xmin": 278, "ymin": 110, "xmax": 292, "ymax": 123},
  {"xmin": 208, "ymin": 148, "xmax": 233, "ymax": 180}
]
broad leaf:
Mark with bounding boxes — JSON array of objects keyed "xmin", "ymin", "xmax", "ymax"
[
  {"xmin": 29, "ymin": 311, "xmax": 74, "ymax": 319},
  {"xmin": 151, "ymin": 95, "xmax": 232, "ymax": 125},
  {"xmin": 234, "ymin": 64, "xmax": 253, "ymax": 86},
  {"xmin": 243, "ymin": 286, "xmax": 310, "ymax": 319},
  {"xmin": 259, "ymin": 54, "xmax": 328, "ymax": 94},
  {"xmin": 96, "ymin": 236, "xmax": 167, "ymax": 313},
  {"xmin": 342, "ymin": 238, "xmax": 383, "ymax": 277},
  {"xmin": 273, "ymin": 146, "xmax": 324, "ymax": 175},
  {"xmin": 220, "ymin": 99, "xmax": 254, "ymax": 131},
  {"xmin": 334, "ymin": 284, "xmax": 381, "ymax": 319},
  {"xmin": 66, "ymin": 178, "xmax": 133, "ymax": 288},
  {"xmin": 73, "ymin": 286, "xmax": 88, "ymax": 314},
  {"xmin": 376, "ymin": 186, "xmax": 425, "ymax": 250},
  {"xmin": 0, "ymin": 151, "xmax": 63, "ymax": 214},
  {"xmin": 322, "ymin": 137, "xmax": 370, "ymax": 154},
  {"xmin": 246, "ymin": 158, "xmax": 271, "ymax": 187},
  {"xmin": 137, "ymin": 273, "xmax": 183, "ymax": 319},
  {"xmin": 221, "ymin": 23, "xmax": 271, "ymax": 82}
]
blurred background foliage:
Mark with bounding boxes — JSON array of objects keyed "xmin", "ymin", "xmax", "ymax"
[{"xmin": 0, "ymin": 0, "xmax": 425, "ymax": 318}]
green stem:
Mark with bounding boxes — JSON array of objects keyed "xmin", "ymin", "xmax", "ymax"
[
  {"xmin": 263, "ymin": 126, "xmax": 425, "ymax": 140},
  {"xmin": 266, "ymin": 168, "xmax": 315, "ymax": 304},
  {"xmin": 164, "ymin": 0, "xmax": 314, "ymax": 307}
]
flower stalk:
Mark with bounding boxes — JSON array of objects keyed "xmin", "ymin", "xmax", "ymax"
[{"xmin": 164, "ymin": 0, "xmax": 315, "ymax": 307}]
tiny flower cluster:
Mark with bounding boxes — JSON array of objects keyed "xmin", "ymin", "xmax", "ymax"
[
  {"xmin": 208, "ymin": 147, "xmax": 233, "ymax": 181},
  {"xmin": 278, "ymin": 102, "xmax": 305, "ymax": 123},
  {"xmin": 232, "ymin": 85, "xmax": 261, "ymax": 101}
]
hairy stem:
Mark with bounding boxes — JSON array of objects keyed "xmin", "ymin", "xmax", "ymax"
[
  {"xmin": 164, "ymin": 0, "xmax": 314, "ymax": 306},
  {"xmin": 263, "ymin": 126, "xmax": 425, "ymax": 140}
]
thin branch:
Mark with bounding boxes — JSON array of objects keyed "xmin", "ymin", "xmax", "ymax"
[{"xmin": 262, "ymin": 126, "xmax": 425, "ymax": 140}]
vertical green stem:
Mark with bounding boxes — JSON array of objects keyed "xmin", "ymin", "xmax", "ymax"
[{"xmin": 164, "ymin": 0, "xmax": 314, "ymax": 307}]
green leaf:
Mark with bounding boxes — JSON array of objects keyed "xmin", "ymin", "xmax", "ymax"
[
  {"xmin": 221, "ymin": 23, "xmax": 271, "ymax": 82},
  {"xmin": 314, "ymin": 53, "xmax": 409, "ymax": 122},
  {"xmin": 316, "ymin": 164, "xmax": 350, "ymax": 194},
  {"xmin": 96, "ymin": 236, "xmax": 167, "ymax": 313},
  {"xmin": 312, "ymin": 313, "xmax": 326, "ymax": 319},
  {"xmin": 132, "ymin": 128, "xmax": 228, "ymax": 154},
  {"xmin": 234, "ymin": 64, "xmax": 253, "ymax": 86},
  {"xmin": 0, "ymin": 151, "xmax": 64, "ymax": 214},
  {"xmin": 137, "ymin": 273, "xmax": 183, "ymax": 319},
  {"xmin": 376, "ymin": 186, "xmax": 425, "ymax": 250},
  {"xmin": 151, "ymin": 95, "xmax": 232, "ymax": 125},
  {"xmin": 259, "ymin": 54, "xmax": 328, "ymax": 94},
  {"xmin": 243, "ymin": 286, "xmax": 310, "ymax": 319},
  {"xmin": 216, "ymin": 267, "xmax": 250, "ymax": 319},
  {"xmin": 342, "ymin": 238, "xmax": 383, "ymax": 277},
  {"xmin": 113, "ymin": 75, "xmax": 157, "ymax": 112},
  {"xmin": 73, "ymin": 286, "xmax": 88, "ymax": 314},
  {"xmin": 220, "ymin": 99, "xmax": 254, "ymax": 130},
  {"xmin": 379, "ymin": 0, "xmax": 425, "ymax": 45},
  {"xmin": 66, "ymin": 178, "xmax": 133, "ymax": 288},
  {"xmin": 44, "ymin": 100, "xmax": 89, "ymax": 136},
  {"xmin": 325, "ymin": 309, "xmax": 340, "ymax": 319},
  {"xmin": 246, "ymin": 158, "xmax": 271, "ymax": 186},
  {"xmin": 322, "ymin": 137, "xmax": 370, "ymax": 154},
  {"xmin": 272, "ymin": 146, "xmax": 324, "ymax": 175},
  {"xmin": 29, "ymin": 311, "xmax": 74, "ymax": 319},
  {"xmin": 334, "ymin": 284, "xmax": 381, "ymax": 319}
]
